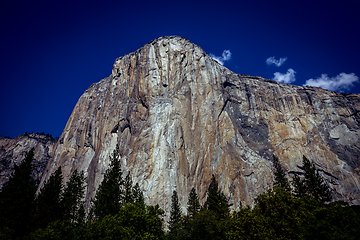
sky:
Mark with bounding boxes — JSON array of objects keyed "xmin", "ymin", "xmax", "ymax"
[{"xmin": 1, "ymin": 0, "xmax": 359, "ymax": 138}]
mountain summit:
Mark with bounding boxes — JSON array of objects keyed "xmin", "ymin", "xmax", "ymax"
[{"xmin": 39, "ymin": 36, "xmax": 360, "ymax": 217}]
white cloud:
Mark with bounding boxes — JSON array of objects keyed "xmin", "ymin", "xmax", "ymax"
[
  {"xmin": 266, "ymin": 56, "xmax": 287, "ymax": 67},
  {"xmin": 210, "ymin": 50, "xmax": 232, "ymax": 65},
  {"xmin": 273, "ymin": 68, "xmax": 296, "ymax": 83},
  {"xmin": 303, "ymin": 73, "xmax": 358, "ymax": 91}
]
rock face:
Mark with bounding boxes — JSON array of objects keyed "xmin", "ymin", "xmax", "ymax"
[
  {"xmin": 0, "ymin": 133, "xmax": 57, "ymax": 189},
  {"xmin": 39, "ymin": 36, "xmax": 360, "ymax": 218}
]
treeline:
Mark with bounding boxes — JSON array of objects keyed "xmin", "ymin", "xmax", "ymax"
[
  {"xmin": 0, "ymin": 132, "xmax": 59, "ymax": 140},
  {"xmin": 0, "ymin": 146, "xmax": 359, "ymax": 239},
  {"xmin": 0, "ymin": 145, "xmax": 164, "ymax": 239},
  {"xmin": 167, "ymin": 156, "xmax": 360, "ymax": 240},
  {"xmin": 23, "ymin": 132, "xmax": 59, "ymax": 141}
]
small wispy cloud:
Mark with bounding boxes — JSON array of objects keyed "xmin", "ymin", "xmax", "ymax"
[
  {"xmin": 273, "ymin": 68, "xmax": 296, "ymax": 84},
  {"xmin": 266, "ymin": 56, "xmax": 287, "ymax": 67},
  {"xmin": 303, "ymin": 73, "xmax": 358, "ymax": 91},
  {"xmin": 210, "ymin": 50, "xmax": 232, "ymax": 65}
]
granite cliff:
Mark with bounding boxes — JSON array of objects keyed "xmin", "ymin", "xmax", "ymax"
[
  {"xmin": 39, "ymin": 36, "xmax": 360, "ymax": 218},
  {"xmin": 0, "ymin": 133, "xmax": 57, "ymax": 189}
]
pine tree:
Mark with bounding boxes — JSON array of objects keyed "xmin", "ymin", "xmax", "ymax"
[
  {"xmin": 204, "ymin": 174, "xmax": 230, "ymax": 219},
  {"xmin": 292, "ymin": 173, "xmax": 307, "ymax": 198},
  {"xmin": 186, "ymin": 177, "xmax": 230, "ymax": 240},
  {"xmin": 302, "ymin": 156, "xmax": 332, "ymax": 203},
  {"xmin": 34, "ymin": 166, "xmax": 64, "ymax": 229},
  {"xmin": 168, "ymin": 190, "xmax": 183, "ymax": 234},
  {"xmin": 0, "ymin": 148, "xmax": 37, "ymax": 238},
  {"xmin": 187, "ymin": 187, "xmax": 201, "ymax": 218},
  {"xmin": 271, "ymin": 155, "xmax": 291, "ymax": 191},
  {"xmin": 123, "ymin": 171, "xmax": 134, "ymax": 204},
  {"xmin": 293, "ymin": 156, "xmax": 332, "ymax": 203},
  {"xmin": 133, "ymin": 182, "xmax": 144, "ymax": 204},
  {"xmin": 91, "ymin": 144, "xmax": 123, "ymax": 219},
  {"xmin": 61, "ymin": 169, "xmax": 86, "ymax": 222}
]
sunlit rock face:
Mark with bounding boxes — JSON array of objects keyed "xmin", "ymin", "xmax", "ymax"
[
  {"xmin": 0, "ymin": 133, "xmax": 57, "ymax": 189},
  {"xmin": 39, "ymin": 36, "xmax": 360, "ymax": 218}
]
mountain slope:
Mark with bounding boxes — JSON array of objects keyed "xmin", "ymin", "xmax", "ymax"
[
  {"xmin": 0, "ymin": 133, "xmax": 57, "ymax": 189},
  {"xmin": 39, "ymin": 36, "xmax": 360, "ymax": 217}
]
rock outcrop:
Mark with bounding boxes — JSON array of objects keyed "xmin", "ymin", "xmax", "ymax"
[
  {"xmin": 0, "ymin": 133, "xmax": 57, "ymax": 189},
  {"xmin": 39, "ymin": 36, "xmax": 360, "ymax": 219}
]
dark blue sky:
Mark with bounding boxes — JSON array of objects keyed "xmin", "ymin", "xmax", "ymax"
[{"xmin": 1, "ymin": 0, "xmax": 359, "ymax": 138}]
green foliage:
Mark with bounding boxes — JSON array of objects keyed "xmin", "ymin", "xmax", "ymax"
[
  {"xmin": 26, "ymin": 220, "xmax": 81, "ymax": 240},
  {"xmin": 88, "ymin": 203, "xmax": 165, "ymax": 240},
  {"xmin": 178, "ymin": 177, "xmax": 230, "ymax": 240},
  {"xmin": 316, "ymin": 201, "xmax": 360, "ymax": 240},
  {"xmin": 226, "ymin": 156, "xmax": 358, "ymax": 240},
  {"xmin": 91, "ymin": 144, "xmax": 123, "ymax": 220},
  {"xmin": 350, "ymin": 205, "xmax": 360, "ymax": 218},
  {"xmin": 293, "ymin": 156, "xmax": 332, "ymax": 203},
  {"xmin": 28, "ymin": 206, "xmax": 161, "ymax": 240},
  {"xmin": 168, "ymin": 190, "xmax": 183, "ymax": 237},
  {"xmin": 123, "ymin": 171, "xmax": 134, "ymax": 204},
  {"xmin": 187, "ymin": 187, "xmax": 201, "ymax": 218},
  {"xmin": 181, "ymin": 210, "xmax": 230, "ymax": 240},
  {"xmin": 227, "ymin": 188, "xmax": 360, "ymax": 240},
  {"xmin": 122, "ymin": 171, "xmax": 144, "ymax": 206},
  {"xmin": 292, "ymin": 173, "xmax": 307, "ymax": 198},
  {"xmin": 61, "ymin": 169, "xmax": 86, "ymax": 223},
  {"xmin": 204, "ymin": 174, "xmax": 230, "ymax": 220},
  {"xmin": 33, "ymin": 166, "xmax": 64, "ymax": 229},
  {"xmin": 27, "ymin": 167, "xmax": 163, "ymax": 239},
  {"xmin": 0, "ymin": 148, "xmax": 37, "ymax": 238},
  {"xmin": 188, "ymin": 209, "xmax": 229, "ymax": 240},
  {"xmin": 31, "ymin": 167, "xmax": 86, "ymax": 236},
  {"xmin": 143, "ymin": 204, "xmax": 166, "ymax": 238},
  {"xmin": 3, "ymin": 147, "xmax": 358, "ymax": 240},
  {"xmin": 255, "ymin": 188, "xmax": 317, "ymax": 239},
  {"xmin": 133, "ymin": 182, "xmax": 145, "ymax": 204},
  {"xmin": 271, "ymin": 155, "xmax": 291, "ymax": 191}
]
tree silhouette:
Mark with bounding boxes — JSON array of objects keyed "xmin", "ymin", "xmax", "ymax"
[
  {"xmin": 204, "ymin": 174, "xmax": 230, "ymax": 219},
  {"xmin": 168, "ymin": 190, "xmax": 183, "ymax": 235},
  {"xmin": 61, "ymin": 169, "xmax": 86, "ymax": 222},
  {"xmin": 0, "ymin": 148, "xmax": 37, "ymax": 238},
  {"xmin": 187, "ymin": 187, "xmax": 201, "ymax": 218},
  {"xmin": 34, "ymin": 166, "xmax": 63, "ymax": 229},
  {"xmin": 91, "ymin": 144, "xmax": 123, "ymax": 219},
  {"xmin": 293, "ymin": 173, "xmax": 307, "ymax": 198},
  {"xmin": 123, "ymin": 171, "xmax": 134, "ymax": 204},
  {"xmin": 293, "ymin": 156, "xmax": 332, "ymax": 203},
  {"xmin": 133, "ymin": 182, "xmax": 144, "ymax": 204},
  {"xmin": 271, "ymin": 155, "xmax": 291, "ymax": 191}
]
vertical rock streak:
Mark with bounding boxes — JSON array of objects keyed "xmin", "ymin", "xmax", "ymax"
[{"xmin": 39, "ymin": 36, "xmax": 360, "ymax": 218}]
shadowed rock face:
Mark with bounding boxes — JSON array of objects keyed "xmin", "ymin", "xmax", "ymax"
[
  {"xmin": 39, "ymin": 36, "xmax": 360, "ymax": 218},
  {"xmin": 0, "ymin": 134, "xmax": 57, "ymax": 189}
]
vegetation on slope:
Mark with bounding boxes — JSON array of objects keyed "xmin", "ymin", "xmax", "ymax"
[{"xmin": 0, "ymin": 147, "xmax": 359, "ymax": 239}]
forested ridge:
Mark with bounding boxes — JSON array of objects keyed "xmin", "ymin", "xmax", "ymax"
[{"xmin": 1, "ymin": 146, "xmax": 359, "ymax": 240}]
